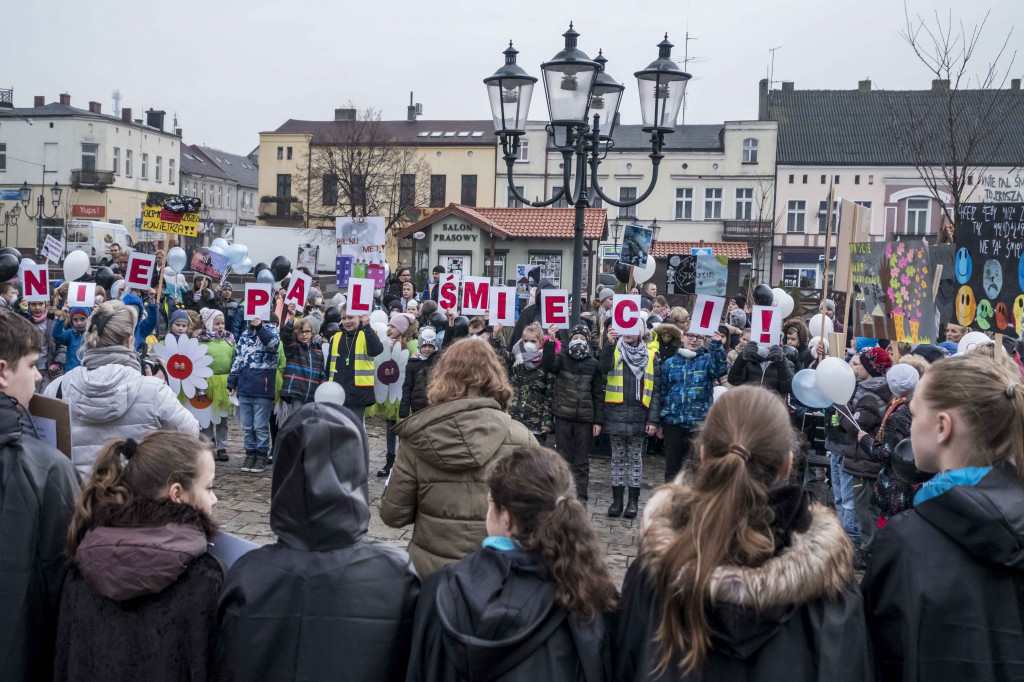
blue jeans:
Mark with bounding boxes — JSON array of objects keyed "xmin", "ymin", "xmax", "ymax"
[
  {"xmin": 830, "ymin": 450, "xmax": 860, "ymax": 544},
  {"xmin": 386, "ymin": 419, "xmax": 397, "ymax": 456},
  {"xmin": 238, "ymin": 396, "xmax": 273, "ymax": 453}
]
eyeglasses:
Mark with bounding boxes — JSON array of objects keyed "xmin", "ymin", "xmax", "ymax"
[
  {"xmin": 296, "ymin": 330, "xmax": 313, "ymax": 337},
  {"xmin": 684, "ymin": 334, "xmax": 703, "ymax": 341},
  {"xmin": 400, "ymin": 273, "xmax": 411, "ymax": 278}
]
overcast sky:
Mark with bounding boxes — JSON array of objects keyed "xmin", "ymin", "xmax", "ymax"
[{"xmin": 5, "ymin": 0, "xmax": 1022, "ymax": 155}]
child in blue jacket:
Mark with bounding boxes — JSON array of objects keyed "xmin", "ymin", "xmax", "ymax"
[
  {"xmin": 228, "ymin": 317, "xmax": 280, "ymax": 474},
  {"xmin": 278, "ymin": 301, "xmax": 327, "ymax": 424},
  {"xmin": 52, "ymin": 306, "xmax": 90, "ymax": 372}
]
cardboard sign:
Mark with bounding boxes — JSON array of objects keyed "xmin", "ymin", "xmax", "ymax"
[
  {"xmin": 42, "ymin": 235, "xmax": 64, "ymax": 263},
  {"xmin": 189, "ymin": 249, "xmax": 227, "ymax": 279},
  {"xmin": 28, "ymin": 394, "xmax": 72, "ymax": 459},
  {"xmin": 689, "ymin": 295, "xmax": 726, "ymax": 337},
  {"xmin": 22, "ymin": 264, "xmax": 50, "ymax": 302},
  {"xmin": 346, "ymin": 277, "xmax": 374, "ymax": 314},
  {"xmin": 141, "ymin": 192, "xmax": 201, "ymax": 237},
  {"xmin": 335, "ymin": 254, "xmax": 354, "ymax": 288},
  {"xmin": 750, "ymin": 305, "xmax": 783, "ymax": 346},
  {"xmin": 125, "ymin": 252, "xmax": 156, "ymax": 290},
  {"xmin": 462, "ymin": 276, "xmax": 490, "ymax": 316},
  {"xmin": 540, "ymin": 289, "xmax": 570, "ymax": 329},
  {"xmin": 438, "ymin": 273, "xmax": 460, "ymax": 311},
  {"xmin": 244, "ymin": 283, "xmax": 272, "ymax": 321},
  {"xmin": 612, "ymin": 294, "xmax": 644, "ymax": 335},
  {"xmin": 489, "ymin": 286, "xmax": 517, "ymax": 326},
  {"xmin": 66, "ymin": 282, "xmax": 96, "ymax": 308},
  {"xmin": 283, "ymin": 270, "xmax": 311, "ymax": 308},
  {"xmin": 955, "ymin": 203, "xmax": 1024, "ymax": 334}
]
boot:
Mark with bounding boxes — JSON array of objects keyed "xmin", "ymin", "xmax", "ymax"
[
  {"xmin": 377, "ymin": 453, "xmax": 395, "ymax": 478},
  {"xmin": 607, "ymin": 486, "xmax": 625, "ymax": 517},
  {"xmin": 251, "ymin": 452, "xmax": 269, "ymax": 474},
  {"xmin": 241, "ymin": 450, "xmax": 256, "ymax": 472},
  {"xmin": 215, "ymin": 449, "xmax": 229, "ymax": 462},
  {"xmin": 623, "ymin": 487, "xmax": 641, "ymax": 519}
]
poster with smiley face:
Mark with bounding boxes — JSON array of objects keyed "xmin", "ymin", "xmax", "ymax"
[{"xmin": 954, "ymin": 202, "xmax": 1024, "ymax": 334}]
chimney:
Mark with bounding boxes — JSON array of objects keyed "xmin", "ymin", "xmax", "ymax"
[
  {"xmin": 781, "ymin": 82, "xmax": 795, "ymax": 92},
  {"xmin": 121, "ymin": 107, "xmax": 132, "ymax": 123},
  {"xmin": 175, "ymin": 127, "xmax": 182, "ymax": 137},
  {"xmin": 1012, "ymin": 79, "xmax": 1021, "ymax": 91},
  {"xmin": 59, "ymin": 93, "xmax": 70, "ymax": 106},
  {"xmin": 858, "ymin": 79, "xmax": 872, "ymax": 92},
  {"xmin": 145, "ymin": 109, "xmax": 165, "ymax": 131},
  {"xmin": 88, "ymin": 101, "xmax": 101, "ymax": 114},
  {"xmin": 334, "ymin": 107, "xmax": 357, "ymax": 122},
  {"xmin": 34, "ymin": 95, "xmax": 44, "ymax": 107},
  {"xmin": 758, "ymin": 78, "xmax": 769, "ymax": 120},
  {"xmin": 932, "ymin": 79, "xmax": 950, "ymax": 92}
]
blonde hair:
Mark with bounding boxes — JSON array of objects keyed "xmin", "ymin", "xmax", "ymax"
[
  {"xmin": 670, "ymin": 307, "xmax": 690, "ymax": 326},
  {"xmin": 85, "ymin": 300, "xmax": 137, "ymax": 349},
  {"xmin": 897, "ymin": 354, "xmax": 928, "ymax": 377},
  {"xmin": 427, "ymin": 337, "xmax": 514, "ymax": 410},
  {"xmin": 521, "ymin": 322, "xmax": 544, "ymax": 344}
]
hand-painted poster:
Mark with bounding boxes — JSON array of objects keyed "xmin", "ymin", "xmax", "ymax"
[
  {"xmin": 141, "ymin": 193, "xmax": 201, "ymax": 236},
  {"xmin": 849, "ymin": 242, "xmax": 896, "ymax": 340},
  {"xmin": 694, "ymin": 254, "xmax": 728, "ymax": 296},
  {"xmin": 515, "ymin": 264, "xmax": 531, "ymax": 300},
  {"xmin": 954, "ymin": 203, "xmax": 1024, "ymax": 334},
  {"xmin": 619, "ymin": 223, "xmax": 652, "ymax": 267},
  {"xmin": 885, "ymin": 240, "xmax": 936, "ymax": 343},
  {"xmin": 666, "ymin": 254, "xmax": 696, "ymax": 295},
  {"xmin": 926, "ymin": 243, "xmax": 957, "ymax": 324},
  {"xmin": 337, "ymin": 216, "xmax": 385, "ymax": 289}
]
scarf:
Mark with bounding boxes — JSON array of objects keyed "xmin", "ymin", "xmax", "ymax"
[
  {"xmin": 31, "ymin": 311, "xmax": 48, "ymax": 324},
  {"xmin": 513, "ymin": 340, "xmax": 544, "ymax": 370},
  {"xmin": 617, "ymin": 337, "xmax": 650, "ymax": 401},
  {"xmin": 81, "ymin": 345, "xmax": 141, "ymax": 372},
  {"xmin": 876, "ymin": 396, "xmax": 910, "ymax": 444},
  {"xmin": 196, "ymin": 329, "xmax": 236, "ymax": 345}
]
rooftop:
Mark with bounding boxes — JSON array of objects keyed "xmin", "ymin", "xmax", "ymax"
[
  {"xmin": 650, "ymin": 241, "xmax": 750, "ymax": 259},
  {"xmin": 395, "ymin": 203, "xmax": 607, "ymax": 240},
  {"xmin": 269, "ymin": 119, "xmax": 495, "ymax": 146},
  {"xmin": 0, "ymin": 101, "xmax": 179, "ymax": 137},
  {"xmin": 194, "ymin": 145, "xmax": 259, "ymax": 188}
]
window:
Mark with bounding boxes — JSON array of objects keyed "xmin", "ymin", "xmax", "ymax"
[
  {"xmin": 529, "ymin": 253, "xmax": 562, "ymax": 288},
  {"xmin": 855, "ymin": 175, "xmax": 861, "ymax": 185},
  {"xmin": 782, "ymin": 268, "xmax": 800, "ymax": 288},
  {"xmin": 81, "ymin": 143, "xmax": 98, "ymax": 171},
  {"xmin": 674, "ymin": 187, "xmax": 693, "ymax": 220},
  {"xmin": 834, "ymin": 175, "xmax": 840, "ymax": 184},
  {"xmin": 735, "ymin": 188, "xmax": 753, "ymax": 220},
  {"xmin": 906, "ymin": 198, "xmax": 930, "ymax": 235},
  {"xmin": 461, "ymin": 174, "xmax": 478, "ymax": 206},
  {"xmin": 551, "ymin": 186, "xmax": 569, "ymax": 208},
  {"xmin": 350, "ymin": 174, "xmax": 366, "ymax": 209},
  {"xmin": 855, "ymin": 200, "xmax": 872, "ymax": 211},
  {"xmin": 277, "ymin": 147, "xmax": 283, "ymax": 160},
  {"xmin": 788, "ymin": 174, "xmax": 794, "ymax": 184},
  {"xmin": 802, "ymin": 174, "xmax": 808, "ymax": 184},
  {"xmin": 141, "ymin": 153, "xmax": 148, "ymax": 179},
  {"xmin": 226, "ymin": 188, "xmax": 232, "ymax": 209},
  {"xmin": 287, "ymin": 146, "xmax": 293, "ymax": 160},
  {"xmin": 507, "ymin": 185, "xmax": 524, "ymax": 208},
  {"xmin": 618, "ymin": 187, "xmax": 637, "ymax": 218},
  {"xmin": 821, "ymin": 174, "xmax": 826, "ymax": 184},
  {"xmin": 155, "ymin": 156, "xmax": 162, "ymax": 182},
  {"xmin": 399, "ymin": 174, "xmax": 416, "ymax": 212},
  {"xmin": 742, "ymin": 138, "xmax": 758, "ymax": 163},
  {"xmin": 276, "ymin": 174, "xmax": 292, "ymax": 216},
  {"xmin": 125, "ymin": 150, "xmax": 132, "ymax": 177},
  {"xmin": 786, "ymin": 200, "xmax": 806, "ymax": 233},
  {"xmin": 217, "ymin": 186, "xmax": 223, "ymax": 208},
  {"xmin": 967, "ymin": 174, "xmax": 974, "ymax": 186},
  {"xmin": 429, "ymin": 174, "xmax": 446, "ymax": 207},
  {"xmin": 817, "ymin": 200, "xmax": 839, "ymax": 232},
  {"xmin": 168, "ymin": 158, "xmax": 175, "ymax": 185},
  {"xmin": 516, "ymin": 139, "xmax": 529, "ymax": 162},
  {"xmin": 704, "ymin": 187, "xmax": 723, "ymax": 220},
  {"xmin": 322, "ymin": 175, "xmax": 338, "ymax": 205},
  {"xmin": 112, "ymin": 147, "xmax": 119, "ymax": 175},
  {"xmin": 484, "ymin": 254, "xmax": 506, "ymax": 285}
]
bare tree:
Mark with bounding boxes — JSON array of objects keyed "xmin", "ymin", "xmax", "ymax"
[{"xmin": 748, "ymin": 175, "xmax": 781, "ymax": 292}]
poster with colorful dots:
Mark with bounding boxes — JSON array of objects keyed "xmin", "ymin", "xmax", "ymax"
[
  {"xmin": 954, "ymin": 203, "xmax": 1024, "ymax": 335},
  {"xmin": 884, "ymin": 240, "xmax": 937, "ymax": 344}
]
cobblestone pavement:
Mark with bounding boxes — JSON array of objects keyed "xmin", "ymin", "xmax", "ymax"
[{"xmin": 213, "ymin": 416, "xmax": 667, "ymax": 585}]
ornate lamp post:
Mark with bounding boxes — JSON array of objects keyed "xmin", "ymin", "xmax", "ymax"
[
  {"xmin": 20, "ymin": 180, "xmax": 63, "ymax": 221},
  {"xmin": 485, "ymin": 25, "xmax": 689, "ymax": 324}
]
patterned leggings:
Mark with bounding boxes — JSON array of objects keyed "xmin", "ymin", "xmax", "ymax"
[{"xmin": 610, "ymin": 435, "xmax": 646, "ymax": 488}]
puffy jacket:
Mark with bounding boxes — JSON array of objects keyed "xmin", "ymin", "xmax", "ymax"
[
  {"xmin": 381, "ymin": 397, "xmax": 537, "ymax": 578},
  {"xmin": 399, "ymin": 352, "xmax": 440, "ymax": 419},
  {"xmin": 660, "ymin": 341, "xmax": 728, "ymax": 427},
  {"xmin": 839, "ymin": 375, "xmax": 891, "ymax": 479},
  {"xmin": 216, "ymin": 403, "xmax": 420, "ymax": 681},
  {"xmin": 0, "ymin": 396, "xmax": 78, "ymax": 682},
  {"xmin": 863, "ymin": 461, "xmax": 1024, "ymax": 681},
  {"xmin": 227, "ymin": 323, "xmax": 280, "ymax": 400},
  {"xmin": 327, "ymin": 325, "xmax": 385, "ymax": 407},
  {"xmin": 508, "ymin": 362, "xmax": 554, "ymax": 434},
  {"xmin": 542, "ymin": 339, "xmax": 603, "ymax": 423},
  {"xmin": 726, "ymin": 342, "xmax": 795, "ymax": 395},
  {"xmin": 51, "ymin": 318, "xmax": 86, "ymax": 372},
  {"xmin": 408, "ymin": 547, "xmax": 610, "ymax": 682},
  {"xmin": 121, "ymin": 294, "xmax": 157, "ymax": 350},
  {"xmin": 219, "ymin": 297, "xmax": 239, "ymax": 333},
  {"xmin": 45, "ymin": 356, "xmax": 199, "ymax": 479},
  {"xmin": 279, "ymin": 321, "xmax": 326, "ymax": 402},
  {"xmin": 598, "ymin": 343, "xmax": 662, "ymax": 437},
  {"xmin": 857, "ymin": 400, "xmax": 917, "ymax": 517},
  {"xmin": 26, "ymin": 314, "xmax": 65, "ymax": 379}
]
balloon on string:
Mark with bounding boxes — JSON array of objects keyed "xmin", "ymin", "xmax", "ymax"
[
  {"xmin": 371, "ymin": 322, "xmax": 387, "ymax": 339},
  {"xmin": 63, "ymin": 250, "xmax": 90, "ymax": 281},
  {"xmin": 957, "ymin": 331, "xmax": 992, "ymax": 356},
  {"xmin": 814, "ymin": 356, "xmax": 856, "ymax": 405},
  {"xmin": 808, "ymin": 335, "xmax": 829, "ymax": 356},
  {"xmin": 253, "ymin": 262, "xmax": 270, "ymax": 276},
  {"xmin": 752, "ymin": 284, "xmax": 774, "ymax": 306},
  {"xmin": 614, "ymin": 260, "xmax": 632, "ymax": 284},
  {"xmin": 808, "ymin": 313, "xmax": 834, "ymax": 337},
  {"xmin": 225, "ymin": 243, "xmax": 248, "ymax": 266},
  {"xmin": 792, "ymin": 369, "xmax": 833, "ymax": 409},
  {"xmin": 892, "ymin": 439, "xmax": 936, "ymax": 484},
  {"xmin": 211, "ymin": 238, "xmax": 229, "ymax": 251},
  {"xmin": 166, "ymin": 247, "xmax": 188, "ymax": 272},
  {"xmin": 209, "ymin": 244, "xmax": 226, "ymax": 257},
  {"xmin": 257, "ymin": 269, "xmax": 275, "ymax": 284},
  {"xmin": 110, "ymin": 280, "xmax": 125, "ymax": 300},
  {"xmin": 771, "ymin": 288, "xmax": 795, "ymax": 318},
  {"xmin": 232, "ymin": 257, "xmax": 253, "ymax": 275},
  {"xmin": 633, "ymin": 255, "xmax": 657, "ymax": 284},
  {"xmin": 270, "ymin": 255, "xmax": 291, "ymax": 282},
  {"xmin": 369, "ymin": 310, "xmax": 388, "ymax": 327},
  {"xmin": 0, "ymin": 254, "xmax": 20, "ymax": 281},
  {"xmin": 0, "ymin": 246, "xmax": 21, "ymax": 260},
  {"xmin": 20, "ymin": 257, "xmax": 35, "ymax": 271},
  {"xmin": 94, "ymin": 266, "xmax": 116, "ymax": 291},
  {"xmin": 313, "ymin": 381, "xmax": 346, "ymax": 407},
  {"xmin": 323, "ymin": 306, "xmax": 341, "ymax": 324}
]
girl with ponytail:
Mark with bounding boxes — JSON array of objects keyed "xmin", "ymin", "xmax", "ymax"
[
  {"xmin": 863, "ymin": 354, "xmax": 1024, "ymax": 682},
  {"xmin": 407, "ymin": 445, "xmax": 616, "ymax": 682},
  {"xmin": 54, "ymin": 431, "xmax": 223, "ymax": 682},
  {"xmin": 616, "ymin": 385, "xmax": 871, "ymax": 681}
]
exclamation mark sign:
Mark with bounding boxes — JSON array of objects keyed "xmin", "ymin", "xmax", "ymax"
[
  {"xmin": 759, "ymin": 310, "xmax": 773, "ymax": 344},
  {"xmin": 699, "ymin": 301, "xmax": 714, "ymax": 330}
]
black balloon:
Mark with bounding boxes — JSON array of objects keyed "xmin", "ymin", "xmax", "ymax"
[
  {"xmin": 0, "ymin": 247, "xmax": 21, "ymax": 260},
  {"xmin": 598, "ymin": 273, "xmax": 617, "ymax": 288},
  {"xmin": 253, "ymin": 262, "xmax": 270, "ymax": 275},
  {"xmin": 428, "ymin": 311, "xmax": 448, "ymax": 332},
  {"xmin": 270, "ymin": 255, "xmax": 291, "ymax": 282},
  {"xmin": 452, "ymin": 315, "xmax": 469, "ymax": 330},
  {"xmin": 322, "ymin": 322, "xmax": 341, "ymax": 339},
  {"xmin": 614, "ymin": 260, "xmax": 632, "ymax": 284},
  {"xmin": 323, "ymin": 306, "xmax": 341, "ymax": 324},
  {"xmin": 753, "ymin": 283, "xmax": 774, "ymax": 306},
  {"xmin": 0, "ymin": 254, "xmax": 19, "ymax": 281},
  {"xmin": 646, "ymin": 314, "xmax": 663, "ymax": 329},
  {"xmin": 94, "ymin": 266, "xmax": 116, "ymax": 291},
  {"xmin": 892, "ymin": 439, "xmax": 936, "ymax": 485}
]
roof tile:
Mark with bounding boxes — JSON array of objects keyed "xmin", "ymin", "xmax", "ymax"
[
  {"xmin": 395, "ymin": 204, "xmax": 607, "ymax": 240},
  {"xmin": 650, "ymin": 241, "xmax": 749, "ymax": 259}
]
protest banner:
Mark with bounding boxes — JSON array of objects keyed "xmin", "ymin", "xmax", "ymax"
[
  {"xmin": 665, "ymin": 254, "xmax": 696, "ymax": 295},
  {"xmin": 884, "ymin": 240, "xmax": 936, "ymax": 343},
  {"xmin": 750, "ymin": 305, "xmax": 783, "ymax": 346},
  {"xmin": 849, "ymin": 242, "xmax": 896, "ymax": 340},
  {"xmin": 337, "ymin": 216, "xmax": 385, "ymax": 268},
  {"xmin": 515, "ymin": 264, "xmax": 532, "ymax": 299},
  {"xmin": 540, "ymin": 289, "xmax": 570, "ymax": 329},
  {"xmin": 125, "ymin": 252, "xmax": 156, "ymax": 290},
  {"xmin": 190, "ymin": 249, "xmax": 227, "ymax": 279},
  {"xmin": 489, "ymin": 287, "xmax": 517, "ymax": 326},
  {"xmin": 689, "ymin": 295, "xmax": 726, "ymax": 337},
  {"xmin": 438, "ymin": 273, "xmax": 460, "ymax": 310},
  {"xmin": 22, "ymin": 264, "xmax": 49, "ymax": 302},
  {"xmin": 66, "ymin": 282, "xmax": 96, "ymax": 308},
  {"xmin": 28, "ymin": 395, "xmax": 72, "ymax": 458},
  {"xmin": 954, "ymin": 202, "xmax": 1024, "ymax": 333},
  {"xmin": 620, "ymin": 224, "xmax": 653, "ymax": 267},
  {"xmin": 42, "ymin": 235, "xmax": 64, "ymax": 263},
  {"xmin": 461, "ymin": 276, "xmax": 490, "ymax": 316},
  {"xmin": 244, "ymin": 283, "xmax": 272, "ymax": 321},
  {"xmin": 141, "ymin": 192, "xmax": 201, "ymax": 237},
  {"xmin": 694, "ymin": 255, "xmax": 728, "ymax": 297},
  {"xmin": 346, "ymin": 278, "xmax": 374, "ymax": 314},
  {"xmin": 612, "ymin": 294, "xmax": 643, "ymax": 335},
  {"xmin": 283, "ymin": 270, "xmax": 311, "ymax": 308}
]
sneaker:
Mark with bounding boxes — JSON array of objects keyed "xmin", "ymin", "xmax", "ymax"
[
  {"xmin": 240, "ymin": 452, "xmax": 256, "ymax": 472},
  {"xmin": 251, "ymin": 452, "xmax": 269, "ymax": 474},
  {"xmin": 215, "ymin": 449, "xmax": 229, "ymax": 462}
]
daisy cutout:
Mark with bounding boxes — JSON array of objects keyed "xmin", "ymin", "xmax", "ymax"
[
  {"xmin": 154, "ymin": 334, "xmax": 214, "ymax": 398},
  {"xmin": 184, "ymin": 393, "xmax": 221, "ymax": 429},
  {"xmin": 373, "ymin": 343, "xmax": 409, "ymax": 404}
]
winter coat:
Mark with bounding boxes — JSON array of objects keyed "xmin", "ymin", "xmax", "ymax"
[
  {"xmin": 44, "ymin": 358, "xmax": 199, "ymax": 479},
  {"xmin": 381, "ymin": 397, "xmax": 537, "ymax": 578},
  {"xmin": 121, "ymin": 295, "xmax": 157, "ymax": 350},
  {"xmin": 216, "ymin": 403, "xmax": 419, "ymax": 682},
  {"xmin": 399, "ymin": 352, "xmax": 439, "ymax": 419},
  {"xmin": 508, "ymin": 361, "xmax": 555, "ymax": 434},
  {"xmin": 589, "ymin": 312, "xmax": 612, "ymax": 357},
  {"xmin": 862, "ymin": 461, "xmax": 1024, "ymax": 682},
  {"xmin": 421, "ymin": 279, "xmax": 440, "ymax": 303},
  {"xmin": 0, "ymin": 397, "xmax": 78, "ymax": 682},
  {"xmin": 51, "ymin": 318, "xmax": 86, "ymax": 372},
  {"xmin": 226, "ymin": 323, "xmax": 280, "ymax": 400},
  {"xmin": 542, "ymin": 339, "xmax": 603, "ymax": 423},
  {"xmin": 659, "ymin": 341, "xmax": 728, "ymax": 428},
  {"xmin": 27, "ymin": 314, "xmax": 65, "ymax": 379},
  {"xmin": 640, "ymin": 291, "xmax": 655, "ymax": 312},
  {"xmin": 219, "ymin": 297, "xmax": 239, "ymax": 333},
  {"xmin": 53, "ymin": 498, "xmax": 223, "ymax": 682},
  {"xmin": 616, "ymin": 485, "xmax": 871, "ymax": 682},
  {"xmin": 327, "ymin": 324, "xmax": 385, "ymax": 407},
  {"xmin": 839, "ymin": 375, "xmax": 891, "ymax": 479},
  {"xmin": 598, "ymin": 342, "xmax": 662, "ymax": 437},
  {"xmin": 185, "ymin": 287, "xmax": 217, "ymax": 313},
  {"xmin": 408, "ymin": 547, "xmax": 611, "ymax": 682},
  {"xmin": 726, "ymin": 342, "xmax": 795, "ymax": 395},
  {"xmin": 279, "ymin": 320, "xmax": 326, "ymax": 402},
  {"xmin": 857, "ymin": 400, "xmax": 917, "ymax": 517}
]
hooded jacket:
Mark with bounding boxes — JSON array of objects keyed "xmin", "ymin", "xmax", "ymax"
[
  {"xmin": 53, "ymin": 498, "xmax": 223, "ymax": 682},
  {"xmin": 542, "ymin": 338, "xmax": 603, "ymax": 423},
  {"xmin": 839, "ymin": 375, "xmax": 891, "ymax": 479},
  {"xmin": 381, "ymin": 397, "xmax": 537, "ymax": 578},
  {"xmin": 862, "ymin": 461, "xmax": 1024, "ymax": 681},
  {"xmin": 726, "ymin": 342, "xmax": 795, "ymax": 395},
  {"xmin": 660, "ymin": 342, "xmax": 728, "ymax": 428},
  {"xmin": 279, "ymin": 320, "xmax": 326, "ymax": 402},
  {"xmin": 408, "ymin": 547, "xmax": 610, "ymax": 682},
  {"xmin": 616, "ymin": 485, "xmax": 871, "ymax": 681},
  {"xmin": 216, "ymin": 403, "xmax": 419, "ymax": 682},
  {"xmin": 399, "ymin": 351, "xmax": 440, "ymax": 419},
  {"xmin": 327, "ymin": 323, "xmax": 385, "ymax": 407},
  {"xmin": 598, "ymin": 342, "xmax": 662, "ymax": 437},
  {"xmin": 226, "ymin": 323, "xmax": 280, "ymax": 400},
  {"xmin": 51, "ymin": 317, "xmax": 86, "ymax": 372},
  {"xmin": 0, "ymin": 396, "xmax": 78, "ymax": 682}
]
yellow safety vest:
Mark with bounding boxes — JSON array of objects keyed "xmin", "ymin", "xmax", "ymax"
[
  {"xmin": 329, "ymin": 330, "xmax": 374, "ymax": 386},
  {"xmin": 605, "ymin": 345, "xmax": 655, "ymax": 407}
]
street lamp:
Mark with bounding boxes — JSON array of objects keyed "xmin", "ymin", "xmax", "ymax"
[
  {"xmin": 20, "ymin": 180, "xmax": 63, "ymax": 220},
  {"xmin": 486, "ymin": 25, "xmax": 689, "ymax": 324},
  {"xmin": 650, "ymin": 217, "xmax": 661, "ymax": 243}
]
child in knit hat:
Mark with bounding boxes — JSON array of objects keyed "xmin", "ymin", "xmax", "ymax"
[
  {"xmin": 168, "ymin": 308, "xmax": 191, "ymax": 340},
  {"xmin": 194, "ymin": 307, "xmax": 236, "ymax": 462},
  {"xmin": 52, "ymin": 306, "xmax": 91, "ymax": 372}
]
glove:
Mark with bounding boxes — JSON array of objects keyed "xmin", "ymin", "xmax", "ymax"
[
  {"xmin": 831, "ymin": 413, "xmax": 840, "ymax": 427},
  {"xmin": 742, "ymin": 342, "xmax": 759, "ymax": 360},
  {"xmin": 512, "ymin": 353, "xmax": 524, "ymax": 368},
  {"xmin": 194, "ymin": 292, "xmax": 202, "ymax": 302},
  {"xmin": 767, "ymin": 345, "xmax": 785, "ymax": 362}
]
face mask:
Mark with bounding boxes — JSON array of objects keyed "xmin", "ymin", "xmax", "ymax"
[
  {"xmin": 522, "ymin": 341, "xmax": 538, "ymax": 353},
  {"xmin": 569, "ymin": 339, "xmax": 589, "ymax": 360},
  {"xmin": 757, "ymin": 344, "xmax": 770, "ymax": 359}
]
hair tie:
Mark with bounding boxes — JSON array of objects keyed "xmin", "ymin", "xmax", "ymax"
[
  {"xmin": 89, "ymin": 314, "xmax": 110, "ymax": 335},
  {"xmin": 1006, "ymin": 382, "xmax": 1019, "ymax": 399},
  {"xmin": 554, "ymin": 495, "xmax": 567, "ymax": 507},
  {"xmin": 121, "ymin": 438, "xmax": 138, "ymax": 461},
  {"xmin": 727, "ymin": 444, "xmax": 751, "ymax": 461}
]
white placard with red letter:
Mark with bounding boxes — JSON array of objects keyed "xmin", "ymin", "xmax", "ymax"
[
  {"xmin": 540, "ymin": 289, "xmax": 570, "ymax": 329},
  {"xmin": 22, "ymin": 264, "xmax": 50, "ymax": 302},
  {"xmin": 489, "ymin": 286, "xmax": 516, "ymax": 326},
  {"xmin": 66, "ymin": 282, "xmax": 96, "ymax": 309},
  {"xmin": 244, "ymin": 283, "xmax": 273, "ymax": 321},
  {"xmin": 283, "ymin": 270, "xmax": 311, "ymax": 308},
  {"xmin": 689, "ymin": 295, "xmax": 726, "ymax": 337},
  {"xmin": 612, "ymin": 294, "xmax": 643, "ymax": 335},
  {"xmin": 461, "ymin": 276, "xmax": 489, "ymax": 316},
  {"xmin": 125, "ymin": 252, "xmax": 156, "ymax": 290},
  {"xmin": 750, "ymin": 305, "xmax": 783, "ymax": 346},
  {"xmin": 438, "ymin": 273, "xmax": 460, "ymax": 311},
  {"xmin": 346, "ymin": 277, "xmax": 374, "ymax": 315}
]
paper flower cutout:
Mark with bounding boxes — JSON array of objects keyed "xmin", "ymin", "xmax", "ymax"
[
  {"xmin": 184, "ymin": 393, "xmax": 221, "ymax": 429},
  {"xmin": 373, "ymin": 343, "xmax": 409, "ymax": 404},
  {"xmin": 154, "ymin": 334, "xmax": 214, "ymax": 398}
]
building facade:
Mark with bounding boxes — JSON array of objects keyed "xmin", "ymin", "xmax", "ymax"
[{"xmin": 179, "ymin": 144, "xmax": 259, "ymax": 244}]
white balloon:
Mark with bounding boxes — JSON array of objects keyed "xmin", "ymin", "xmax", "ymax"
[
  {"xmin": 957, "ymin": 331, "xmax": 992, "ymax": 356},
  {"xmin": 166, "ymin": 247, "xmax": 188, "ymax": 272},
  {"xmin": 314, "ymin": 381, "xmax": 346, "ymax": 406},
  {"xmin": 20, "ymin": 257, "xmax": 35, "ymax": 270},
  {"xmin": 209, "ymin": 244, "xmax": 226, "ymax": 257},
  {"xmin": 633, "ymin": 255, "xmax": 657, "ymax": 284},
  {"xmin": 369, "ymin": 310, "xmax": 388, "ymax": 327},
  {"xmin": 211, "ymin": 238, "xmax": 229, "ymax": 250},
  {"xmin": 225, "ymin": 243, "xmax": 248, "ymax": 266},
  {"xmin": 232, "ymin": 257, "xmax": 253, "ymax": 275},
  {"xmin": 808, "ymin": 335, "xmax": 830, "ymax": 356},
  {"xmin": 110, "ymin": 280, "xmax": 125, "ymax": 300},
  {"xmin": 815, "ymin": 356, "xmax": 857, "ymax": 405},
  {"xmin": 63, "ymin": 250, "xmax": 90, "ymax": 281},
  {"xmin": 371, "ymin": 322, "xmax": 388, "ymax": 339},
  {"xmin": 713, "ymin": 385, "xmax": 729, "ymax": 402},
  {"xmin": 773, "ymin": 290, "xmax": 795, "ymax": 318},
  {"xmin": 808, "ymin": 313, "xmax": 834, "ymax": 338}
]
